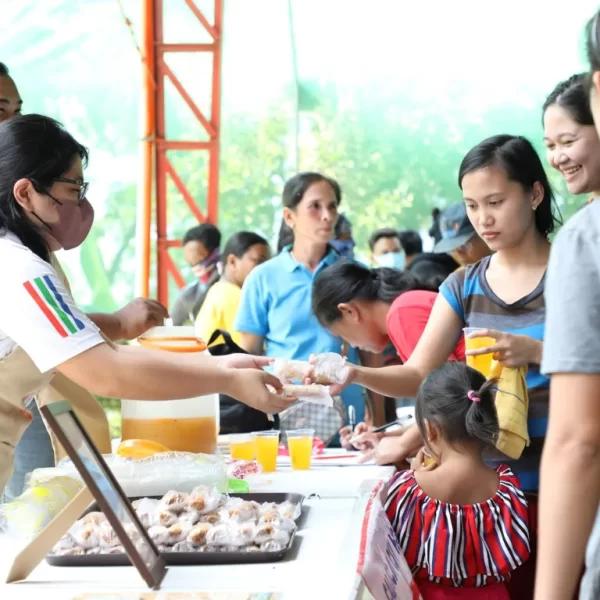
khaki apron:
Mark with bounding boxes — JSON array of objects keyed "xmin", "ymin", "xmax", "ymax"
[{"xmin": 0, "ymin": 256, "xmax": 111, "ymax": 495}]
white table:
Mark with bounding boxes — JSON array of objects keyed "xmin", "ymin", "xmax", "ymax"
[{"xmin": 0, "ymin": 455, "xmax": 395, "ymax": 600}]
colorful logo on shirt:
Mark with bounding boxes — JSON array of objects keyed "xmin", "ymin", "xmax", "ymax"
[{"xmin": 23, "ymin": 275, "xmax": 85, "ymax": 338}]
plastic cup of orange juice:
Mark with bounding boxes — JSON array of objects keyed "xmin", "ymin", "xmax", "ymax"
[
  {"xmin": 230, "ymin": 434, "xmax": 256, "ymax": 461},
  {"xmin": 287, "ymin": 429, "xmax": 314, "ymax": 471},
  {"xmin": 463, "ymin": 327, "xmax": 496, "ymax": 378},
  {"xmin": 253, "ymin": 431, "xmax": 280, "ymax": 473}
]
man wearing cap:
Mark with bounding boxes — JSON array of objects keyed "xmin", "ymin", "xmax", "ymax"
[{"xmin": 433, "ymin": 203, "xmax": 491, "ymax": 267}]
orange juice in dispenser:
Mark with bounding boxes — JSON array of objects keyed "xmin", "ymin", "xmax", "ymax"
[{"xmin": 120, "ymin": 326, "xmax": 220, "ymax": 455}]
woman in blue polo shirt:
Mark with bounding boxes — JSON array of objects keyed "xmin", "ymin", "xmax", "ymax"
[{"xmin": 235, "ymin": 172, "xmax": 380, "ymax": 442}]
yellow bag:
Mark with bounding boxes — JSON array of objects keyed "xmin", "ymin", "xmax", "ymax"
[{"xmin": 488, "ymin": 360, "xmax": 529, "ymax": 459}]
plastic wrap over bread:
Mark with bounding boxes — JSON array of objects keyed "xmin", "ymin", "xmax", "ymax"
[
  {"xmin": 273, "ymin": 352, "xmax": 348, "ymax": 385},
  {"xmin": 281, "ymin": 384, "xmax": 333, "ymax": 408}
]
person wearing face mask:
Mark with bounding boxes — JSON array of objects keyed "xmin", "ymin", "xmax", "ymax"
[
  {"xmin": 170, "ymin": 224, "xmax": 222, "ymax": 326},
  {"xmin": 433, "ymin": 202, "xmax": 492, "ymax": 267},
  {"xmin": 369, "ymin": 228, "xmax": 406, "ymax": 270},
  {"xmin": 0, "ymin": 114, "xmax": 294, "ymax": 497},
  {"xmin": 0, "ymin": 64, "xmax": 190, "ymax": 502}
]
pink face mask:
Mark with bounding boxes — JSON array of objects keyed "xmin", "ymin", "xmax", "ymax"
[
  {"xmin": 33, "ymin": 195, "xmax": 94, "ymax": 251},
  {"xmin": 51, "ymin": 197, "xmax": 94, "ymax": 250}
]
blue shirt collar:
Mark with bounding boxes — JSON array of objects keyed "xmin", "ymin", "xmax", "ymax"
[{"xmin": 281, "ymin": 245, "xmax": 339, "ymax": 273}]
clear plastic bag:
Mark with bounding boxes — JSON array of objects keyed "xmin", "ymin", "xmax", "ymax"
[
  {"xmin": 281, "ymin": 384, "xmax": 333, "ymax": 407},
  {"xmin": 0, "ymin": 475, "xmax": 83, "ymax": 541},
  {"xmin": 273, "ymin": 352, "xmax": 348, "ymax": 385},
  {"xmin": 51, "ymin": 451, "xmax": 228, "ymax": 497}
]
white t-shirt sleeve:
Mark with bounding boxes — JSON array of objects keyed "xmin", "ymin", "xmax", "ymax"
[{"xmin": 0, "ymin": 250, "xmax": 104, "ymax": 373}]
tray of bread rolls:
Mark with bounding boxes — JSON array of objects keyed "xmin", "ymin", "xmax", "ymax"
[{"xmin": 47, "ymin": 489, "xmax": 304, "ymax": 566}]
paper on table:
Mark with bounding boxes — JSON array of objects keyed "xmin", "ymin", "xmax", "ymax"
[{"xmin": 275, "ymin": 451, "xmax": 374, "ymax": 467}]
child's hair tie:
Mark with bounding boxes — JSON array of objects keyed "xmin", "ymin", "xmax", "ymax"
[{"xmin": 467, "ymin": 390, "xmax": 480, "ymax": 403}]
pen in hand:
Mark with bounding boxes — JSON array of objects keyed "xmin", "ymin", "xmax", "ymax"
[{"xmin": 347, "ymin": 405, "xmax": 359, "ymax": 451}]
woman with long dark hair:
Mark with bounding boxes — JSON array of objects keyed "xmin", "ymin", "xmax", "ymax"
[
  {"xmin": 319, "ymin": 134, "xmax": 560, "ymax": 493},
  {"xmin": 0, "ymin": 114, "xmax": 291, "ymax": 495}
]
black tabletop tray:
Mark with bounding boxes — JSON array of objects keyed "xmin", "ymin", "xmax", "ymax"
[{"xmin": 46, "ymin": 492, "xmax": 304, "ymax": 567}]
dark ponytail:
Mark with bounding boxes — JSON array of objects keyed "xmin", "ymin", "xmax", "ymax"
[
  {"xmin": 415, "ymin": 362, "xmax": 499, "ymax": 451},
  {"xmin": 464, "ymin": 378, "xmax": 499, "ymax": 447},
  {"xmin": 312, "ymin": 261, "xmax": 433, "ymax": 327}
]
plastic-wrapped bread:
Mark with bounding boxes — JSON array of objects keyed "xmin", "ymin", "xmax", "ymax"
[
  {"xmin": 81, "ymin": 512, "xmax": 107, "ymax": 527},
  {"xmin": 124, "ymin": 522, "xmax": 142, "ymax": 543},
  {"xmin": 272, "ymin": 359, "xmax": 312, "ymax": 382},
  {"xmin": 165, "ymin": 521, "xmax": 192, "ymax": 545},
  {"xmin": 98, "ymin": 521, "xmax": 120, "ymax": 548},
  {"xmin": 280, "ymin": 384, "xmax": 333, "ymax": 407},
  {"xmin": 229, "ymin": 522, "xmax": 256, "ymax": 547},
  {"xmin": 69, "ymin": 522, "xmax": 101, "ymax": 549},
  {"xmin": 199, "ymin": 512, "xmax": 221, "ymax": 525},
  {"xmin": 259, "ymin": 508, "xmax": 296, "ymax": 532},
  {"xmin": 187, "ymin": 522, "xmax": 213, "ymax": 547},
  {"xmin": 147, "ymin": 525, "xmax": 170, "ymax": 546},
  {"xmin": 159, "ymin": 490, "xmax": 189, "ymax": 514},
  {"xmin": 179, "ymin": 508, "xmax": 201, "ymax": 526},
  {"xmin": 155, "ymin": 509, "xmax": 179, "ymax": 528},
  {"xmin": 133, "ymin": 497, "xmax": 160, "ymax": 528},
  {"xmin": 52, "ymin": 533, "xmax": 77, "ymax": 553},
  {"xmin": 311, "ymin": 352, "xmax": 349, "ymax": 384},
  {"xmin": 206, "ymin": 523, "xmax": 233, "ymax": 547},
  {"xmin": 273, "ymin": 352, "xmax": 348, "ymax": 385},
  {"xmin": 187, "ymin": 485, "xmax": 227, "ymax": 514},
  {"xmin": 278, "ymin": 500, "xmax": 301, "ymax": 521},
  {"xmin": 255, "ymin": 523, "xmax": 291, "ymax": 546},
  {"xmin": 219, "ymin": 498, "xmax": 258, "ymax": 523},
  {"xmin": 260, "ymin": 508, "xmax": 280, "ymax": 524}
]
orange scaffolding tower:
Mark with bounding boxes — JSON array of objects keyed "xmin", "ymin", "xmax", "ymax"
[{"xmin": 140, "ymin": 0, "xmax": 223, "ymax": 306}]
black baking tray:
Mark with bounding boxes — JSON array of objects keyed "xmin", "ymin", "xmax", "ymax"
[{"xmin": 46, "ymin": 492, "xmax": 304, "ymax": 567}]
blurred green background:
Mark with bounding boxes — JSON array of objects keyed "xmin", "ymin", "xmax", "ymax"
[{"xmin": 2, "ymin": 0, "xmax": 596, "ymax": 314}]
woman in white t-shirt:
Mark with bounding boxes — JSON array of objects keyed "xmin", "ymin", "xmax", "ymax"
[{"xmin": 0, "ymin": 114, "xmax": 292, "ymax": 494}]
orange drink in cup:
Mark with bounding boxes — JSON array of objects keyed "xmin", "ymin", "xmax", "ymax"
[
  {"xmin": 230, "ymin": 434, "xmax": 255, "ymax": 461},
  {"xmin": 253, "ymin": 431, "xmax": 280, "ymax": 472},
  {"xmin": 287, "ymin": 429, "xmax": 314, "ymax": 471},
  {"xmin": 463, "ymin": 327, "xmax": 496, "ymax": 378}
]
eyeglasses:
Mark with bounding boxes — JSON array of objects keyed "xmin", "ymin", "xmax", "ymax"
[{"xmin": 54, "ymin": 177, "xmax": 89, "ymax": 203}]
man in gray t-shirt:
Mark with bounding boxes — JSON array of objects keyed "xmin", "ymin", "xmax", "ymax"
[{"xmin": 536, "ymin": 199, "xmax": 600, "ymax": 600}]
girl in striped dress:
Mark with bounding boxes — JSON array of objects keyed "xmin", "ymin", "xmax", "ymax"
[{"xmin": 385, "ymin": 362, "xmax": 530, "ymax": 599}]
